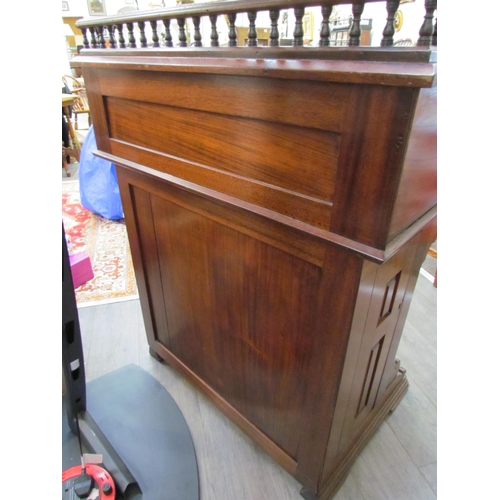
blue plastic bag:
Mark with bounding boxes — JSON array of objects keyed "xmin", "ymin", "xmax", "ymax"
[{"xmin": 79, "ymin": 125, "xmax": 124, "ymax": 220}]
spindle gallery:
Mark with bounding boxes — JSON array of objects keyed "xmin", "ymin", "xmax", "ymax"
[
  {"xmin": 77, "ymin": 0, "xmax": 436, "ymax": 49},
  {"xmin": 73, "ymin": 1, "xmax": 437, "ymax": 499}
]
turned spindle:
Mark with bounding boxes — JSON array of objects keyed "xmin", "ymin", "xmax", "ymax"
[
  {"xmin": 116, "ymin": 24, "xmax": 126, "ymax": 48},
  {"xmin": 349, "ymin": 3, "xmax": 365, "ymax": 46},
  {"xmin": 247, "ymin": 11, "xmax": 257, "ymax": 46},
  {"xmin": 163, "ymin": 19, "xmax": 173, "ymax": 47},
  {"xmin": 209, "ymin": 14, "xmax": 219, "ymax": 47},
  {"xmin": 269, "ymin": 9, "xmax": 280, "ymax": 47},
  {"xmin": 177, "ymin": 18, "xmax": 187, "ymax": 47},
  {"xmin": 150, "ymin": 20, "xmax": 160, "ymax": 48},
  {"xmin": 381, "ymin": 0, "xmax": 400, "ymax": 46},
  {"xmin": 192, "ymin": 16, "xmax": 202, "ymax": 47},
  {"xmin": 293, "ymin": 7, "xmax": 305, "ymax": 47},
  {"xmin": 106, "ymin": 24, "xmax": 116, "ymax": 48},
  {"xmin": 89, "ymin": 27, "xmax": 98, "ymax": 48},
  {"xmin": 138, "ymin": 21, "xmax": 148, "ymax": 48},
  {"xmin": 96, "ymin": 26, "xmax": 106, "ymax": 48},
  {"xmin": 126, "ymin": 22, "xmax": 136, "ymax": 48},
  {"xmin": 417, "ymin": 0, "xmax": 437, "ymax": 46},
  {"xmin": 319, "ymin": 5, "xmax": 333, "ymax": 47},
  {"xmin": 81, "ymin": 27, "xmax": 90, "ymax": 49},
  {"xmin": 228, "ymin": 13, "xmax": 237, "ymax": 47}
]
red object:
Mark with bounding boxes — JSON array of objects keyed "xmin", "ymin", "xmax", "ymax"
[
  {"xmin": 69, "ymin": 252, "xmax": 94, "ymax": 288},
  {"xmin": 62, "ymin": 464, "xmax": 116, "ymax": 499}
]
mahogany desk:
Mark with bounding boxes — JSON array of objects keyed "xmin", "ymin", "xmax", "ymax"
[{"xmin": 74, "ymin": 44, "xmax": 437, "ymax": 500}]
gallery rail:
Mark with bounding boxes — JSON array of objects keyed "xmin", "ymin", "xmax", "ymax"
[{"xmin": 75, "ymin": 0, "xmax": 437, "ymax": 50}]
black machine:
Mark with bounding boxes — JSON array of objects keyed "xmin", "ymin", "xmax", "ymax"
[{"xmin": 62, "ymin": 224, "xmax": 199, "ymax": 499}]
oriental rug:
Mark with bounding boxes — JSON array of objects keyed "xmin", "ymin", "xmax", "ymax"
[{"xmin": 62, "ymin": 180, "xmax": 138, "ymax": 307}]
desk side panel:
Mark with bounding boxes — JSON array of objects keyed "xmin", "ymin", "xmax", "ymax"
[
  {"xmin": 114, "ymin": 162, "xmax": 374, "ymax": 495},
  {"xmin": 388, "ymin": 87, "xmax": 437, "ymax": 241}
]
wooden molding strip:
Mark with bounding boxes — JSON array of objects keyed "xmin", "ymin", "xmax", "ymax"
[
  {"xmin": 73, "ymin": 53, "xmax": 436, "ymax": 88},
  {"xmin": 96, "ymin": 150, "xmax": 384, "ymax": 261},
  {"xmin": 96, "ymin": 149, "xmax": 436, "ymax": 263}
]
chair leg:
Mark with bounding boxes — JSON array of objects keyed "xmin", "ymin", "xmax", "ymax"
[{"xmin": 62, "ymin": 155, "xmax": 71, "ymax": 177}]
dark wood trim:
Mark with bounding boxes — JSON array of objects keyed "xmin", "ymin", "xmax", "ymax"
[
  {"xmin": 74, "ymin": 47, "xmax": 437, "ymax": 64},
  {"xmin": 295, "ymin": 245, "xmax": 364, "ymax": 492},
  {"xmin": 101, "ymin": 150, "xmax": 437, "ymax": 264},
  {"xmin": 116, "ymin": 178, "xmax": 172, "ymax": 350},
  {"xmin": 110, "ymin": 139, "xmax": 333, "ymax": 230},
  {"xmin": 383, "ymin": 205, "xmax": 437, "ymax": 261},
  {"xmin": 82, "ymin": 67, "xmax": 111, "ymax": 152},
  {"xmin": 150, "ymin": 339, "xmax": 299, "ymax": 477},
  {"xmin": 96, "ymin": 150, "xmax": 387, "ymax": 261},
  {"xmin": 330, "ymin": 84, "xmax": 420, "ymax": 248},
  {"xmin": 73, "ymin": 53, "xmax": 436, "ymax": 88}
]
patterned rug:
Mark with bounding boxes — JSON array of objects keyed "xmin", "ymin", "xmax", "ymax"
[{"xmin": 62, "ymin": 180, "xmax": 138, "ymax": 307}]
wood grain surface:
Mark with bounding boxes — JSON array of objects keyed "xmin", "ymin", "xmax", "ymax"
[{"xmin": 78, "ymin": 46, "xmax": 437, "ymax": 499}]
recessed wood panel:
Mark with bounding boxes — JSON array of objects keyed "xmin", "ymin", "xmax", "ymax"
[
  {"xmin": 149, "ymin": 193, "xmax": 322, "ymax": 460},
  {"xmin": 106, "ymin": 96, "xmax": 340, "ymax": 202},
  {"xmin": 97, "ymin": 69, "xmax": 350, "ymax": 133},
  {"xmin": 388, "ymin": 87, "xmax": 437, "ymax": 241},
  {"xmin": 110, "ymin": 140, "xmax": 333, "ymax": 230},
  {"xmin": 333, "ymin": 240, "xmax": 417, "ymax": 457}
]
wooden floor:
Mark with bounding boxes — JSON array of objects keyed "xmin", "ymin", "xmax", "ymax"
[{"xmin": 77, "ymin": 273, "xmax": 437, "ymax": 500}]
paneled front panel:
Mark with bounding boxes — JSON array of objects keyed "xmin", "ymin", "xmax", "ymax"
[
  {"xmin": 106, "ymin": 96, "xmax": 340, "ymax": 203},
  {"xmin": 97, "ymin": 69, "xmax": 350, "ymax": 134},
  {"xmin": 323, "ymin": 239, "xmax": 418, "ymax": 472},
  {"xmin": 109, "ymin": 140, "xmax": 333, "ymax": 230},
  {"xmin": 338, "ymin": 242, "xmax": 416, "ymax": 449},
  {"xmin": 133, "ymin": 188, "xmax": 323, "ymax": 460}
]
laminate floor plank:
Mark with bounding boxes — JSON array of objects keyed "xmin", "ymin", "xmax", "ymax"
[
  {"xmin": 396, "ymin": 323, "xmax": 437, "ymax": 407},
  {"xmin": 195, "ymin": 390, "xmax": 304, "ymax": 500},
  {"xmin": 350, "ymin": 421, "xmax": 437, "ymax": 500},
  {"xmin": 333, "ymin": 473, "xmax": 367, "ymax": 500},
  {"xmin": 406, "ymin": 275, "xmax": 437, "ymax": 350},
  {"xmin": 386, "ymin": 374, "xmax": 437, "ymax": 468},
  {"xmin": 419, "ymin": 462, "xmax": 437, "ymax": 496},
  {"xmin": 80, "ymin": 300, "xmax": 142, "ymax": 382},
  {"xmin": 77, "ymin": 305, "xmax": 95, "ymax": 367}
]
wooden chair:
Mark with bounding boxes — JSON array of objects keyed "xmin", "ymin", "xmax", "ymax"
[
  {"xmin": 394, "ymin": 38, "xmax": 414, "ymax": 46},
  {"xmin": 62, "ymin": 75, "xmax": 91, "ymax": 130}
]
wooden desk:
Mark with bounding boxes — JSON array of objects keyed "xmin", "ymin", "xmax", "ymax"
[
  {"xmin": 77, "ymin": 48, "xmax": 436, "ymax": 499},
  {"xmin": 62, "ymin": 93, "xmax": 79, "ymax": 107}
]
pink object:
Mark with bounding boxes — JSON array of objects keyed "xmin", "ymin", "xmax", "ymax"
[{"xmin": 69, "ymin": 252, "xmax": 94, "ymax": 289}]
